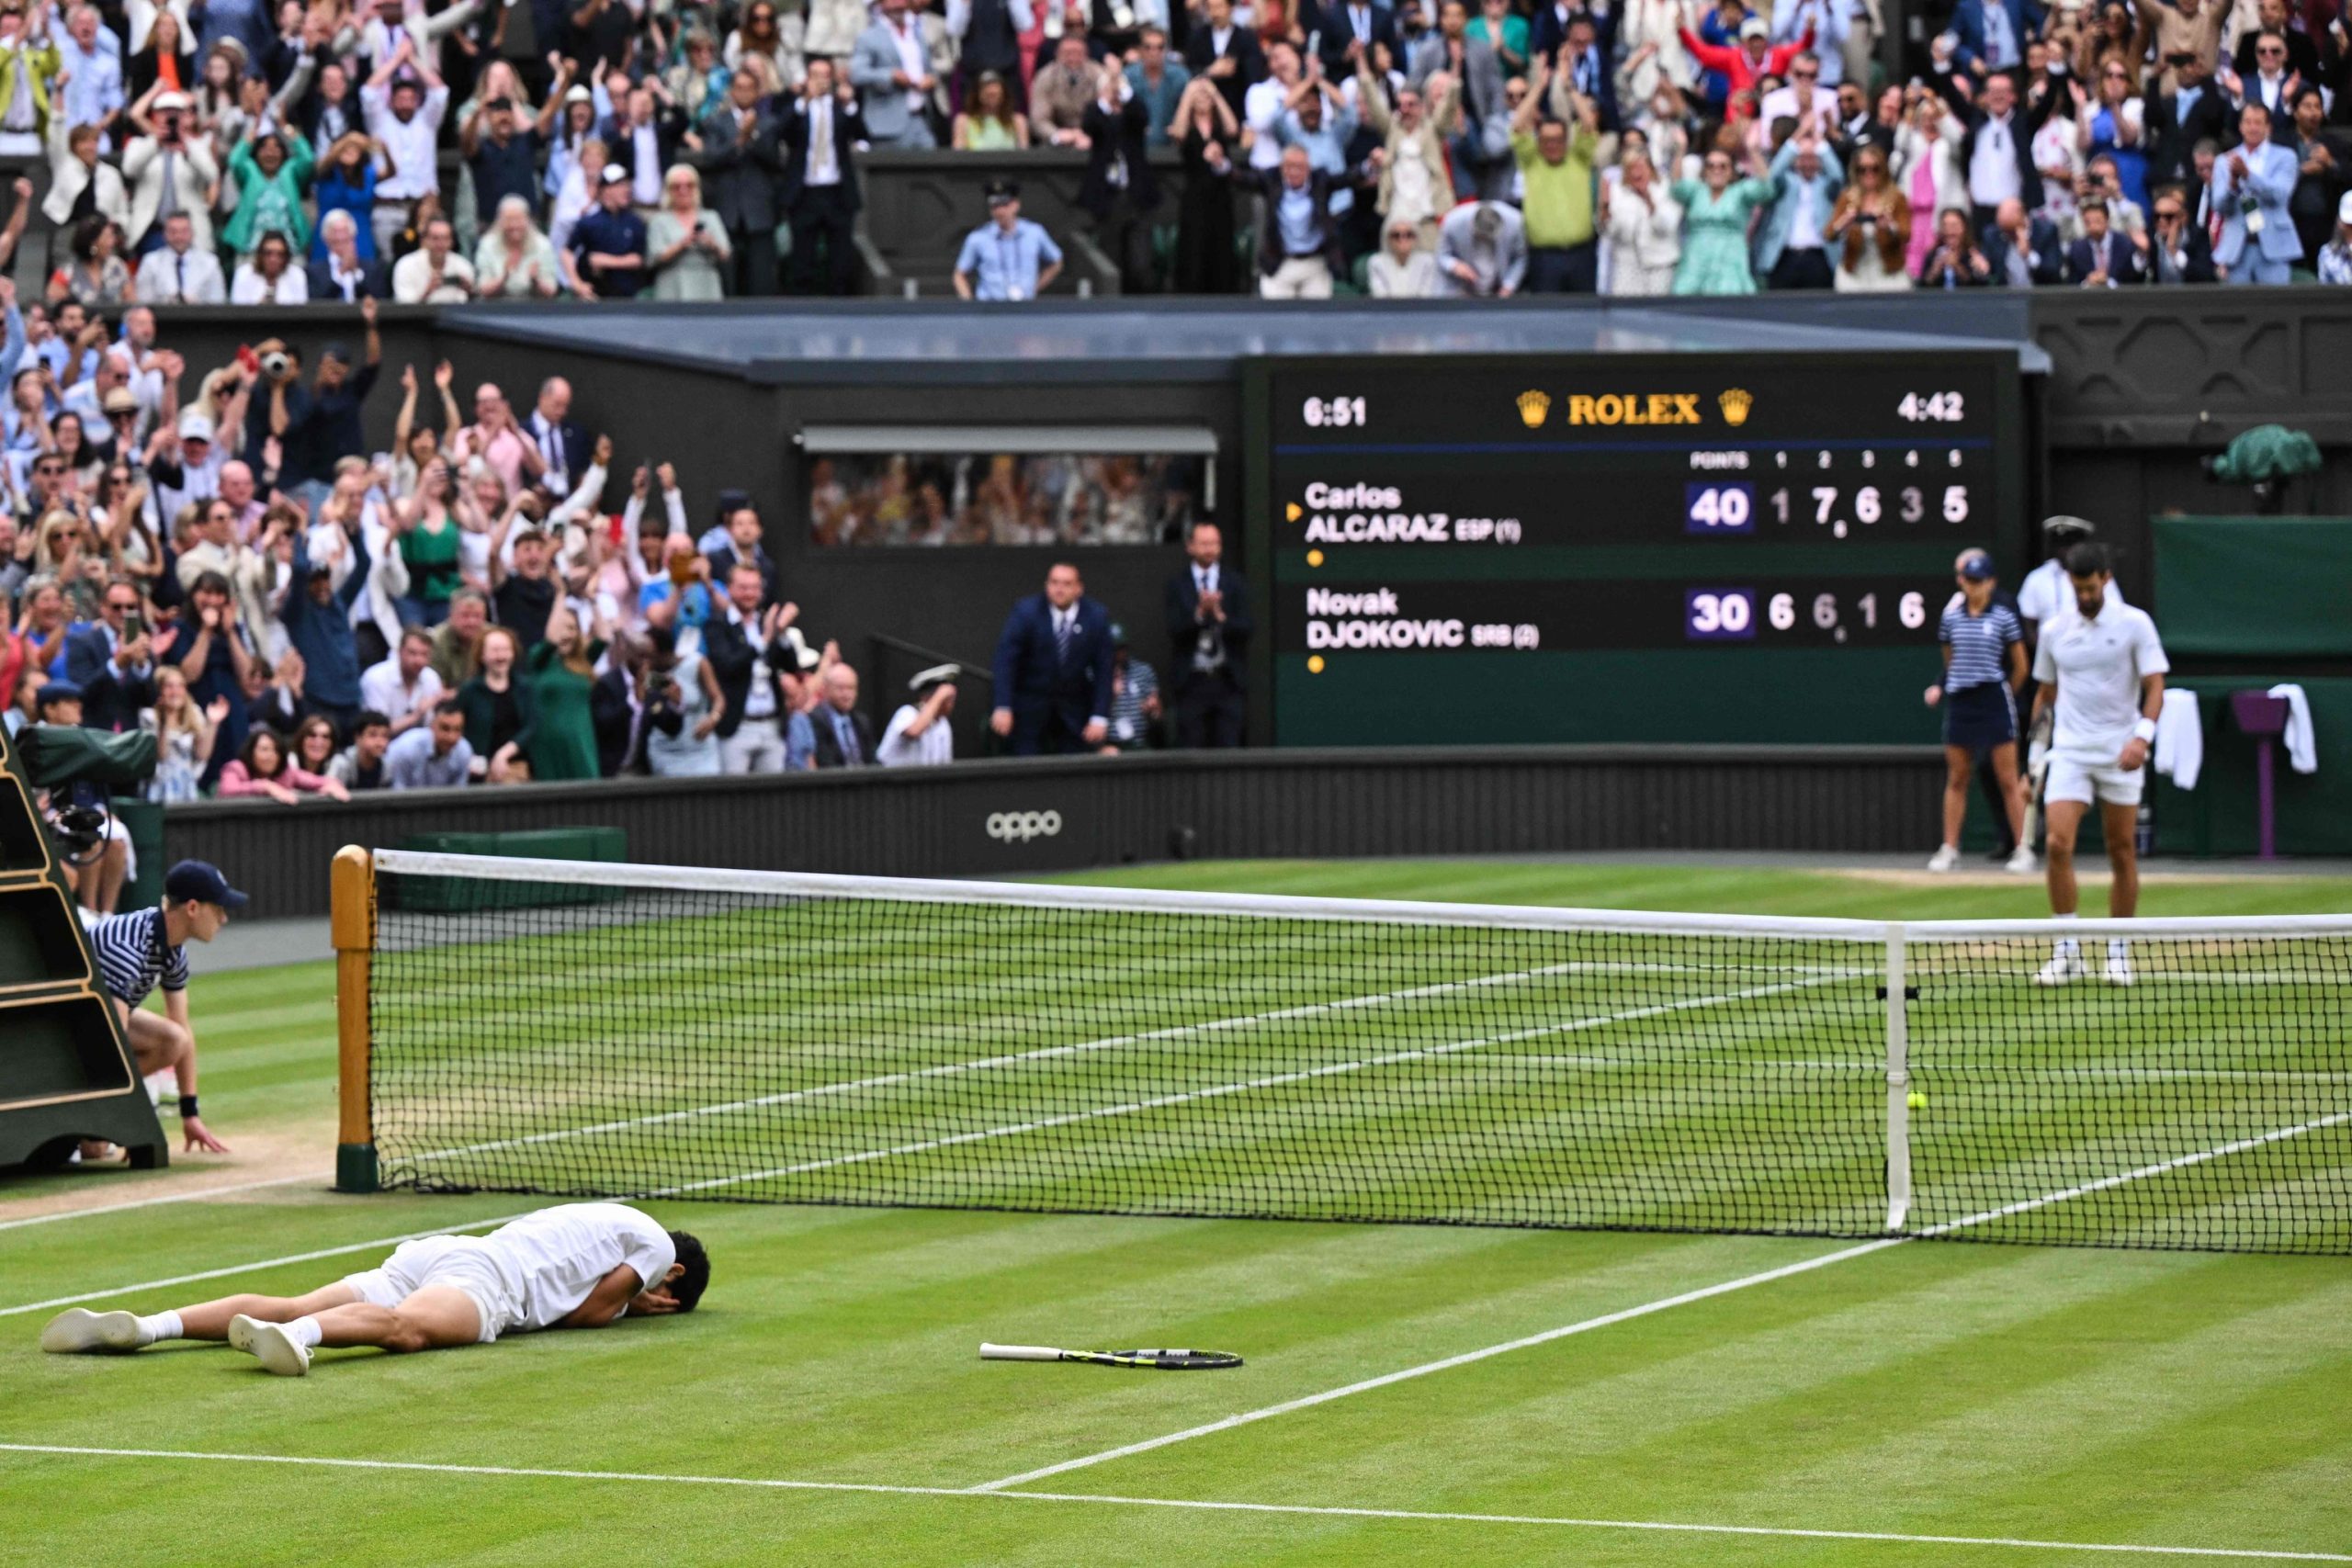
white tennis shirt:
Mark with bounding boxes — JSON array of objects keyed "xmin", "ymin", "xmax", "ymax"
[
  {"xmin": 2032, "ymin": 602, "xmax": 2169, "ymax": 765},
  {"xmin": 474, "ymin": 1203, "xmax": 676, "ymax": 1331}
]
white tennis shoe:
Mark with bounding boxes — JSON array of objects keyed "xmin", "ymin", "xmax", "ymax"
[
  {"xmin": 2105, "ymin": 952, "xmax": 2136, "ymax": 987},
  {"xmin": 2005, "ymin": 844, "xmax": 2038, "ymax": 874},
  {"xmin": 2033, "ymin": 952, "xmax": 2088, "ymax": 987},
  {"xmin": 40, "ymin": 1308, "xmax": 141, "ymax": 1354},
  {"xmin": 232, "ymin": 1314, "xmax": 311, "ymax": 1377},
  {"xmin": 1927, "ymin": 844, "xmax": 1961, "ymax": 872}
]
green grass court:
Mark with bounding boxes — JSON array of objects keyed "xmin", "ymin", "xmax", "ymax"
[{"xmin": 4, "ymin": 861, "xmax": 2349, "ymax": 1565}]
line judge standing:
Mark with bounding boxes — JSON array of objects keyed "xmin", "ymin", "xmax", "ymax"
[
  {"xmin": 2029, "ymin": 541, "xmax": 2169, "ymax": 987},
  {"xmin": 991, "ymin": 562, "xmax": 1114, "ymax": 755},
  {"xmin": 1164, "ymin": 519, "xmax": 1251, "ymax": 747}
]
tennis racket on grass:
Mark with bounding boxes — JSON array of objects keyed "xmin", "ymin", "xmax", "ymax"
[{"xmin": 980, "ymin": 1343, "xmax": 1244, "ymax": 1370}]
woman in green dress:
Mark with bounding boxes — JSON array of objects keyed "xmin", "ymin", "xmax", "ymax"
[
  {"xmin": 645, "ymin": 164, "xmax": 732, "ymax": 301},
  {"xmin": 1669, "ymin": 142, "xmax": 1772, "ymax": 296},
  {"xmin": 521, "ymin": 602, "xmax": 606, "ymax": 782},
  {"xmin": 953, "ymin": 72, "xmax": 1028, "ymax": 150}
]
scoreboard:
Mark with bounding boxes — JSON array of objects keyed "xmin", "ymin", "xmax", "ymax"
[{"xmin": 1243, "ymin": 352, "xmax": 2030, "ymax": 746}]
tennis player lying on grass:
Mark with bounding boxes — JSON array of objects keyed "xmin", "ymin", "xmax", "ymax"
[{"xmin": 40, "ymin": 1202, "xmax": 708, "ymax": 1377}]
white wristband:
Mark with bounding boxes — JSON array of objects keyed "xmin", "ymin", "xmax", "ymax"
[{"xmin": 2132, "ymin": 716, "xmax": 2157, "ymax": 743}]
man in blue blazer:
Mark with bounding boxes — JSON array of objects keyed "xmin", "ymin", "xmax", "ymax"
[
  {"xmin": 991, "ymin": 562, "xmax": 1115, "ymax": 755},
  {"xmin": 64, "ymin": 582, "xmax": 158, "ymax": 732},
  {"xmin": 1949, "ymin": 0, "xmax": 2042, "ymax": 77},
  {"xmin": 2065, "ymin": 200, "xmax": 2144, "ymax": 284},
  {"xmin": 1981, "ymin": 197, "xmax": 2064, "ymax": 284},
  {"xmin": 1754, "ymin": 131, "xmax": 1842, "ymax": 288},
  {"xmin": 2211, "ymin": 100, "xmax": 2301, "ymax": 283}
]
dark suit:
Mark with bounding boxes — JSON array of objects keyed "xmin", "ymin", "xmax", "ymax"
[
  {"xmin": 1238, "ymin": 165, "xmax": 1347, "ymax": 278},
  {"xmin": 696, "ymin": 104, "xmax": 786, "ymax": 297},
  {"xmin": 1956, "ymin": 94, "xmax": 2054, "ymax": 220},
  {"xmin": 1317, "ymin": 0, "xmax": 1399, "ymax": 77},
  {"xmin": 2234, "ymin": 30, "xmax": 2320, "ymax": 86},
  {"xmin": 1079, "ymin": 96, "xmax": 1159, "ymax": 293},
  {"xmin": 780, "ymin": 93, "xmax": 868, "ymax": 297},
  {"xmin": 591, "ymin": 664, "xmax": 643, "ymax": 775},
  {"xmin": 1552, "ymin": 43, "xmax": 1620, "ymax": 131},
  {"xmin": 2066, "ymin": 230, "xmax": 2143, "ymax": 284},
  {"xmin": 810, "ymin": 703, "xmax": 877, "ymax": 767},
  {"xmin": 523, "ymin": 410, "xmax": 591, "ymax": 494},
  {"xmin": 1183, "ymin": 22, "xmax": 1266, "ymax": 118},
  {"xmin": 701, "ymin": 607, "xmax": 792, "ymax": 740},
  {"xmin": 991, "ymin": 592, "xmax": 1115, "ymax": 755},
  {"xmin": 1980, "ymin": 217, "xmax": 2065, "ymax": 284},
  {"xmin": 2141, "ymin": 221, "xmax": 2218, "ymax": 282},
  {"xmin": 1163, "ymin": 563, "xmax": 1251, "ymax": 748},
  {"xmin": 600, "ymin": 108, "xmax": 690, "ymax": 189},
  {"xmin": 2146, "ymin": 82, "xmax": 2233, "ymax": 191},
  {"xmin": 305, "ymin": 256, "xmax": 390, "ymax": 302},
  {"xmin": 63, "ymin": 624, "xmax": 156, "ymax": 732}
]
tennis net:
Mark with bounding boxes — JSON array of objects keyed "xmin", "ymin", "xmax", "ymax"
[{"xmin": 354, "ymin": 850, "xmax": 2352, "ymax": 1254}]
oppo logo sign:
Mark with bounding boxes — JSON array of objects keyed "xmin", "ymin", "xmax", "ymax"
[{"xmin": 986, "ymin": 810, "xmax": 1063, "ymax": 843}]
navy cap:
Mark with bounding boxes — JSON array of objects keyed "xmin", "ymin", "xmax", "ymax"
[
  {"xmin": 1957, "ymin": 549, "xmax": 1996, "ymax": 581},
  {"xmin": 35, "ymin": 679, "xmax": 83, "ymax": 706},
  {"xmin": 164, "ymin": 860, "xmax": 248, "ymax": 909}
]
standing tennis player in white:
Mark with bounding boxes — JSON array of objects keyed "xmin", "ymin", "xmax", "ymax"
[
  {"xmin": 41, "ymin": 1202, "xmax": 709, "ymax": 1376},
  {"xmin": 2028, "ymin": 540, "xmax": 2168, "ymax": 987}
]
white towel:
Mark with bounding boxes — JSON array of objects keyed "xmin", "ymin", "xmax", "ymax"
[
  {"xmin": 2267, "ymin": 683, "xmax": 2319, "ymax": 774},
  {"xmin": 2154, "ymin": 688, "xmax": 2203, "ymax": 791}
]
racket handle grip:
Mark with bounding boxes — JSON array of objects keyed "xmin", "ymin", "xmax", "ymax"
[{"xmin": 979, "ymin": 1343, "xmax": 1063, "ymax": 1361}]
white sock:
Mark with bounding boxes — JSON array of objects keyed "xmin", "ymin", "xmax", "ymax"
[
  {"xmin": 2052, "ymin": 912, "xmax": 2078, "ymax": 960},
  {"xmin": 2109, "ymin": 938, "xmax": 2131, "ymax": 962},
  {"xmin": 288, "ymin": 1316, "xmax": 324, "ymax": 1349},
  {"xmin": 135, "ymin": 1311, "xmax": 182, "ymax": 1347}
]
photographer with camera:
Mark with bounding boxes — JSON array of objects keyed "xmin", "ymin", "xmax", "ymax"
[
  {"xmin": 125, "ymin": 90, "xmax": 221, "ymax": 271},
  {"xmin": 85, "ymin": 860, "xmax": 241, "ymax": 1157}
]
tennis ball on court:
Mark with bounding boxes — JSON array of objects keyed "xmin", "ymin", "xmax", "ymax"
[{"xmin": 1906, "ymin": 1090, "xmax": 1928, "ymax": 1111}]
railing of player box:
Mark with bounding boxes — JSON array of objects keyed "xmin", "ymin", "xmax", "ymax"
[{"xmin": 346, "ymin": 851, "xmax": 2352, "ymax": 1254}]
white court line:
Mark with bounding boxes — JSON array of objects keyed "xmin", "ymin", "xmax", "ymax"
[
  {"xmin": 0, "ymin": 1212, "xmax": 537, "ymax": 1318},
  {"xmin": 0, "ymin": 1447, "xmax": 2340, "ymax": 1562},
  {"xmin": 649, "ymin": 976, "xmax": 1843, "ymax": 1201},
  {"xmin": 969, "ymin": 1107, "xmax": 2352, "ymax": 1494},
  {"xmin": 407, "ymin": 959, "xmax": 1868, "ymax": 1168},
  {"xmin": 0, "ymin": 1173, "xmax": 329, "ymax": 1235}
]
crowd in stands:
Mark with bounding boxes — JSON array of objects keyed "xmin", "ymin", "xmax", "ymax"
[{"xmin": 0, "ymin": 0, "xmax": 2329, "ymax": 301}]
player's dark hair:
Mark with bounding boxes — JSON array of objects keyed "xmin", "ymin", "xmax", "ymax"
[
  {"xmin": 667, "ymin": 1230, "xmax": 710, "ymax": 1312},
  {"xmin": 2064, "ymin": 541, "xmax": 2112, "ymax": 578}
]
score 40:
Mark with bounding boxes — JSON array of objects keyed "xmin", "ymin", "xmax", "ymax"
[{"xmin": 1686, "ymin": 589, "xmax": 1928, "ymax": 639}]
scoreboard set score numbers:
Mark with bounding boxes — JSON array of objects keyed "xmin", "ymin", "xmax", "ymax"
[{"xmin": 1247, "ymin": 353, "xmax": 2028, "ymax": 746}]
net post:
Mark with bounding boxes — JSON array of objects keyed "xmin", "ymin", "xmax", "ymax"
[
  {"xmin": 1883, "ymin": 922, "xmax": 1911, "ymax": 1234},
  {"xmin": 332, "ymin": 845, "xmax": 379, "ymax": 1194}
]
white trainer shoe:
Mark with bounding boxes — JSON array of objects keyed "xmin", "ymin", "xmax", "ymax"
[
  {"xmin": 40, "ymin": 1308, "xmax": 141, "ymax": 1354},
  {"xmin": 2005, "ymin": 844, "xmax": 2039, "ymax": 874},
  {"xmin": 2105, "ymin": 953, "xmax": 2136, "ymax": 987},
  {"xmin": 232, "ymin": 1314, "xmax": 311, "ymax": 1377},
  {"xmin": 2033, "ymin": 953, "xmax": 2088, "ymax": 987},
  {"xmin": 1927, "ymin": 844, "xmax": 1962, "ymax": 872}
]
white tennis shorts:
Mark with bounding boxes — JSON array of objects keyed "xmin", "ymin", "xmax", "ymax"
[
  {"xmin": 340, "ymin": 1235, "xmax": 522, "ymax": 1343},
  {"xmin": 2045, "ymin": 755, "xmax": 2145, "ymax": 807}
]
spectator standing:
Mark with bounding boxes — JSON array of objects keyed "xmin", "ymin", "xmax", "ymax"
[
  {"xmin": 2287, "ymin": 87, "xmax": 2343, "ymax": 266},
  {"xmin": 950, "ymin": 0, "xmax": 1029, "ymax": 102},
  {"xmin": 383, "ymin": 697, "xmax": 473, "ymax": 787},
  {"xmin": 65, "ymin": 578, "xmax": 157, "ymax": 731},
  {"xmin": 310, "ymin": 133, "xmax": 379, "ymax": 263},
  {"xmin": 706, "ymin": 570, "xmax": 796, "ymax": 773},
  {"xmin": 990, "ymin": 560, "xmax": 1113, "ymax": 755},
  {"xmin": 698, "ymin": 69, "xmax": 784, "ymax": 297},
  {"xmin": 954, "ymin": 177, "xmax": 1064, "ymax": 299},
  {"xmin": 1894, "ymin": 97, "xmax": 1966, "ymax": 274},
  {"xmin": 569, "ymin": 164, "xmax": 650, "ymax": 298},
  {"xmin": 46, "ymin": 124, "xmax": 128, "ymax": 235},
  {"xmin": 1826, "ymin": 141, "xmax": 1911, "ymax": 288},
  {"xmin": 1357, "ymin": 58, "xmax": 1458, "ymax": 247},
  {"xmin": 1602, "ymin": 150, "xmax": 1684, "ymax": 293},
  {"xmin": 0, "ymin": 6, "xmax": 62, "ymax": 157},
  {"xmin": 1125, "ymin": 30, "xmax": 1188, "ymax": 147},
  {"xmin": 490, "ymin": 519, "xmax": 559, "ymax": 648},
  {"xmin": 520, "ymin": 601, "xmax": 604, "ymax": 782},
  {"xmin": 279, "ymin": 522, "xmax": 371, "ymax": 735},
  {"xmin": 854, "ymin": 0, "xmax": 941, "ymax": 148},
  {"xmin": 1369, "ymin": 211, "xmax": 1440, "ymax": 293},
  {"xmin": 1512, "ymin": 63, "xmax": 1601, "ymax": 291},
  {"xmin": 1078, "ymin": 58, "xmax": 1159, "ymax": 295},
  {"xmin": 360, "ymin": 45, "xmax": 450, "ymax": 259},
  {"xmin": 141, "ymin": 666, "xmax": 222, "ymax": 803},
  {"xmin": 1756, "ymin": 130, "xmax": 1842, "ymax": 288},
  {"xmin": 426, "ymin": 585, "xmax": 488, "ymax": 685},
  {"xmin": 781, "ymin": 61, "xmax": 866, "ymax": 298},
  {"xmin": 646, "ymin": 164, "xmax": 731, "ymax": 299},
  {"xmin": 1957, "ymin": 70, "xmax": 2049, "ymax": 234},
  {"xmin": 1163, "ymin": 520, "xmax": 1248, "ymax": 748},
  {"xmin": 877, "ymin": 662, "xmax": 956, "ymax": 766},
  {"xmin": 457, "ymin": 622, "xmax": 533, "ymax": 782},
  {"xmin": 1672, "ymin": 142, "xmax": 1772, "ymax": 292},
  {"xmin": 460, "ymin": 86, "xmax": 560, "ymax": 228},
  {"xmin": 642, "ymin": 623, "xmax": 724, "ymax": 776},
  {"xmin": 1436, "ymin": 197, "xmax": 1526, "ymax": 294},
  {"xmin": 809, "ymin": 660, "xmax": 874, "ymax": 766},
  {"xmin": 1242, "ymin": 146, "xmax": 1344, "ymax": 297},
  {"xmin": 1172, "ymin": 76, "xmax": 1243, "ymax": 293},
  {"xmin": 327, "ymin": 711, "xmax": 393, "ymax": 790},
  {"xmin": 1185, "ymin": 0, "xmax": 1266, "ymax": 121},
  {"xmin": 124, "ymin": 96, "xmax": 219, "ymax": 261},
  {"xmin": 222, "ymin": 126, "xmax": 315, "ymax": 260},
  {"xmin": 1029, "ymin": 32, "xmax": 1098, "ymax": 145}
]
